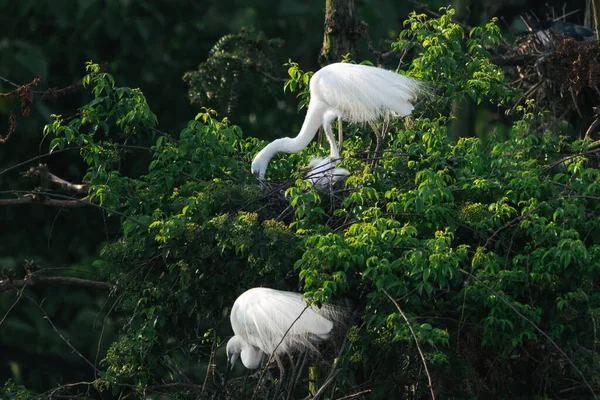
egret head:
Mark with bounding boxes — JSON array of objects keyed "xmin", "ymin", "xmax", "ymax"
[
  {"xmin": 226, "ymin": 335, "xmax": 242, "ymax": 370},
  {"xmin": 250, "ymin": 152, "xmax": 268, "ymax": 180}
]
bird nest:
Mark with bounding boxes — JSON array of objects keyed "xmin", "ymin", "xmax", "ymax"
[{"xmin": 503, "ymin": 27, "xmax": 600, "ymax": 138}]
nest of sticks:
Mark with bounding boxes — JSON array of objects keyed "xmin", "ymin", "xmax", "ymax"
[{"xmin": 500, "ymin": 23, "xmax": 600, "ymax": 139}]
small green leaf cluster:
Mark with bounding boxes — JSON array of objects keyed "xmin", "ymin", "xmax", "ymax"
[
  {"xmin": 0, "ymin": 381, "xmax": 31, "ymax": 400},
  {"xmin": 284, "ymin": 60, "xmax": 313, "ymax": 111}
]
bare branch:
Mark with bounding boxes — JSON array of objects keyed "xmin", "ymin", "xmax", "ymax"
[
  {"xmin": 0, "ymin": 113, "xmax": 16, "ymax": 144},
  {"xmin": 0, "ymin": 276, "xmax": 31, "ymax": 327},
  {"xmin": 47, "ymin": 172, "xmax": 88, "ymax": 192},
  {"xmin": 0, "ymin": 194, "xmax": 88, "ymax": 207},
  {"xmin": 0, "ymin": 276, "xmax": 108, "ymax": 294},
  {"xmin": 28, "ymin": 166, "xmax": 88, "ymax": 192},
  {"xmin": 22, "ymin": 291, "xmax": 100, "ymax": 374},
  {"xmin": 0, "ymin": 75, "xmax": 22, "ymax": 88},
  {"xmin": 0, "ymin": 190, "xmax": 149, "ymax": 228},
  {"xmin": 0, "ymin": 76, "xmax": 41, "ymax": 118},
  {"xmin": 0, "ymin": 147, "xmax": 81, "ymax": 177},
  {"xmin": 334, "ymin": 389, "xmax": 372, "ymax": 400}
]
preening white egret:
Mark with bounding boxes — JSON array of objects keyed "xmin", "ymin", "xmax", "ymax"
[
  {"xmin": 251, "ymin": 62, "xmax": 425, "ymax": 180},
  {"xmin": 226, "ymin": 288, "xmax": 342, "ymax": 372}
]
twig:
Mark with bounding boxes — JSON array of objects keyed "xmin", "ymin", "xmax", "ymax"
[
  {"xmin": 546, "ymin": 147, "xmax": 600, "ymax": 169},
  {"xmin": 484, "ymin": 203, "xmax": 543, "ymax": 249},
  {"xmin": 397, "ymin": 36, "xmax": 416, "ymax": 72},
  {"xmin": 585, "ymin": 118, "xmax": 600, "ymax": 140},
  {"xmin": 23, "ymin": 292, "xmax": 99, "ymax": 374},
  {"xmin": 0, "ymin": 144, "xmax": 156, "ymax": 179},
  {"xmin": 250, "ymin": 305, "xmax": 310, "ymax": 400},
  {"xmin": 312, "ymin": 336, "xmax": 348, "ymax": 400},
  {"xmin": 94, "ymin": 292, "xmax": 126, "ymax": 381},
  {"xmin": 0, "ymin": 190, "xmax": 149, "ymax": 228},
  {"xmin": 42, "ymin": 381, "xmax": 96, "ymax": 399},
  {"xmin": 0, "ymin": 279, "xmax": 31, "ymax": 327},
  {"xmin": 202, "ymin": 326, "xmax": 220, "ymax": 393},
  {"xmin": 458, "ymin": 268, "xmax": 598, "ymax": 399},
  {"xmin": 382, "ymin": 289, "xmax": 435, "ymax": 400},
  {"xmin": 0, "ymin": 75, "xmax": 22, "ymax": 88},
  {"xmin": 287, "ymin": 351, "xmax": 309, "ymax": 400},
  {"xmin": 0, "ymin": 147, "xmax": 81, "ymax": 177},
  {"xmin": 591, "ymin": 311, "xmax": 598, "ymax": 365},
  {"xmin": 164, "ymin": 355, "xmax": 197, "ymax": 388},
  {"xmin": 334, "ymin": 389, "xmax": 372, "ymax": 400},
  {"xmin": 312, "ymin": 370, "xmax": 340, "ymax": 400}
]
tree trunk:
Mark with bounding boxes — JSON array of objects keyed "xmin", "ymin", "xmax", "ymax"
[{"xmin": 319, "ymin": 0, "xmax": 366, "ymax": 66}]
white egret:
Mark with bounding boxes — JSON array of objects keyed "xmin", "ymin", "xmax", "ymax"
[
  {"xmin": 305, "ymin": 156, "xmax": 349, "ymax": 188},
  {"xmin": 226, "ymin": 287, "xmax": 343, "ymax": 372},
  {"xmin": 251, "ymin": 62, "xmax": 425, "ymax": 180}
]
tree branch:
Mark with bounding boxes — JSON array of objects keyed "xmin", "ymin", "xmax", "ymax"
[
  {"xmin": 22, "ymin": 291, "xmax": 100, "ymax": 374},
  {"xmin": 27, "ymin": 166, "xmax": 88, "ymax": 193},
  {"xmin": 334, "ymin": 389, "xmax": 372, "ymax": 400},
  {"xmin": 0, "ymin": 190, "xmax": 149, "ymax": 228},
  {"xmin": 0, "ymin": 195, "xmax": 89, "ymax": 207},
  {"xmin": 0, "ymin": 276, "xmax": 108, "ymax": 293},
  {"xmin": 0, "ymin": 147, "xmax": 81, "ymax": 177}
]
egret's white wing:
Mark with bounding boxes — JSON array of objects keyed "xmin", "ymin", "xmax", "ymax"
[
  {"xmin": 311, "ymin": 62, "xmax": 424, "ymax": 123},
  {"xmin": 230, "ymin": 288, "xmax": 341, "ymax": 356}
]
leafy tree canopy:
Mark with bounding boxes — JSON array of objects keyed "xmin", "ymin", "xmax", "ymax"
[{"xmin": 2, "ymin": 6, "xmax": 600, "ymax": 400}]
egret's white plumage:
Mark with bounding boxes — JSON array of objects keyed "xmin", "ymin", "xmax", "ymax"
[
  {"xmin": 251, "ymin": 62, "xmax": 425, "ymax": 179},
  {"xmin": 305, "ymin": 156, "xmax": 349, "ymax": 187},
  {"xmin": 226, "ymin": 287, "xmax": 342, "ymax": 370}
]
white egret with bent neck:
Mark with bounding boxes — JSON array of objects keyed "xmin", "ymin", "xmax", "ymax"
[
  {"xmin": 251, "ymin": 62, "xmax": 426, "ymax": 181},
  {"xmin": 225, "ymin": 287, "xmax": 343, "ymax": 372}
]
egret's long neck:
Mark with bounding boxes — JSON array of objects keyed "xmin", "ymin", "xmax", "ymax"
[{"xmin": 251, "ymin": 102, "xmax": 325, "ymax": 178}]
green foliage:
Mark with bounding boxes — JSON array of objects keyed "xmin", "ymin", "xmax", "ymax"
[
  {"xmin": 184, "ymin": 28, "xmax": 284, "ymax": 116},
  {"xmin": 5, "ymin": 7, "xmax": 600, "ymax": 400},
  {"xmin": 396, "ymin": 7, "xmax": 516, "ymax": 107}
]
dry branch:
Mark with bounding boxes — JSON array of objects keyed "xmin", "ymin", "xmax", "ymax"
[
  {"xmin": 0, "ymin": 276, "xmax": 108, "ymax": 293},
  {"xmin": 28, "ymin": 166, "xmax": 88, "ymax": 193},
  {"xmin": 0, "ymin": 195, "xmax": 88, "ymax": 207},
  {"xmin": 0, "ymin": 113, "xmax": 16, "ymax": 144},
  {"xmin": 23, "ymin": 292, "xmax": 100, "ymax": 373}
]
